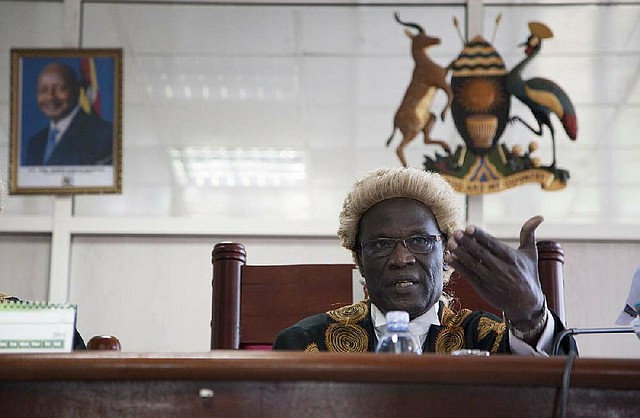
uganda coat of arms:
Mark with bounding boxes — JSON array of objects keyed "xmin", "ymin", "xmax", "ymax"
[{"xmin": 387, "ymin": 15, "xmax": 578, "ymax": 195}]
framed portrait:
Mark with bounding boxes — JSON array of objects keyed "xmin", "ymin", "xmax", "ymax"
[{"xmin": 9, "ymin": 48, "xmax": 122, "ymax": 194}]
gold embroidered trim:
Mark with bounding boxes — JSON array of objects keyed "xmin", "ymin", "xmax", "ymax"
[
  {"xmin": 327, "ymin": 301, "xmax": 368, "ymax": 323},
  {"xmin": 478, "ymin": 316, "xmax": 506, "ymax": 354},
  {"xmin": 325, "ymin": 323, "xmax": 369, "ymax": 352},
  {"xmin": 435, "ymin": 326, "xmax": 465, "ymax": 353},
  {"xmin": 491, "ymin": 328, "xmax": 505, "ymax": 353},
  {"xmin": 477, "ymin": 316, "xmax": 504, "ymax": 340},
  {"xmin": 304, "ymin": 342, "xmax": 320, "ymax": 353},
  {"xmin": 324, "ymin": 301, "xmax": 369, "ymax": 352},
  {"xmin": 435, "ymin": 306, "xmax": 473, "ymax": 354},
  {"xmin": 441, "ymin": 306, "xmax": 472, "ymax": 327},
  {"xmin": 440, "ymin": 305, "xmax": 457, "ymax": 325}
]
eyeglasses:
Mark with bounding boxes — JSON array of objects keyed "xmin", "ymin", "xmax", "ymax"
[{"xmin": 360, "ymin": 234, "xmax": 443, "ymax": 257}]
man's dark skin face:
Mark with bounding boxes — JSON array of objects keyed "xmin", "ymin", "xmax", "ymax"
[
  {"xmin": 355, "ymin": 197, "xmax": 445, "ymax": 319},
  {"xmin": 36, "ymin": 63, "xmax": 79, "ymax": 123}
]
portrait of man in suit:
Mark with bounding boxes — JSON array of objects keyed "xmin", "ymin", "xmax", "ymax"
[
  {"xmin": 9, "ymin": 49, "xmax": 122, "ymax": 194},
  {"xmin": 22, "ymin": 62, "xmax": 113, "ymax": 166}
]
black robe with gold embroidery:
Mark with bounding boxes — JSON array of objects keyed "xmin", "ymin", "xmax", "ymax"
[{"xmin": 273, "ymin": 300, "xmax": 572, "ymax": 354}]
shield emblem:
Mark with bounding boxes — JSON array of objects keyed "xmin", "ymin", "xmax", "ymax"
[{"xmin": 450, "ymin": 36, "xmax": 510, "ymax": 154}]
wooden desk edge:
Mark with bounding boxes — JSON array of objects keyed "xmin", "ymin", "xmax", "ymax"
[{"xmin": 1, "ymin": 351, "xmax": 638, "ymax": 390}]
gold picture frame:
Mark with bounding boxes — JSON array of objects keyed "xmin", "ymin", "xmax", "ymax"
[{"xmin": 9, "ymin": 48, "xmax": 122, "ymax": 194}]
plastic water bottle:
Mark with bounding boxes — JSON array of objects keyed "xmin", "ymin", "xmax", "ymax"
[{"xmin": 375, "ymin": 310, "xmax": 422, "ymax": 354}]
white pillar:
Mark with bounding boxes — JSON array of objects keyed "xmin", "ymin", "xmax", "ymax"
[
  {"xmin": 48, "ymin": 0, "xmax": 82, "ymax": 302},
  {"xmin": 48, "ymin": 196, "xmax": 74, "ymax": 302},
  {"xmin": 465, "ymin": 0, "xmax": 484, "ymax": 225},
  {"xmin": 63, "ymin": 0, "xmax": 82, "ymax": 46}
]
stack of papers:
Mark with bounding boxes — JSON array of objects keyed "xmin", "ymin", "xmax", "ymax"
[{"xmin": 0, "ymin": 301, "xmax": 77, "ymax": 353}]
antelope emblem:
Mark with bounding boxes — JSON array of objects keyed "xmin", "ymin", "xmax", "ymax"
[{"xmin": 386, "ymin": 13, "xmax": 453, "ymax": 167}]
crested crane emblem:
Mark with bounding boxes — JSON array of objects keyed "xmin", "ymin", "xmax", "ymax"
[
  {"xmin": 388, "ymin": 14, "xmax": 579, "ymax": 194},
  {"xmin": 505, "ymin": 22, "xmax": 578, "ymax": 169}
]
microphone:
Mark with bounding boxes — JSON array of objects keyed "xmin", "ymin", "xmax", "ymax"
[{"xmin": 551, "ymin": 325, "xmax": 637, "ymax": 356}]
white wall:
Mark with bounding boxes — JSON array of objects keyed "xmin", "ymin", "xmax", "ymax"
[
  {"xmin": 562, "ymin": 241, "xmax": 640, "ymax": 357},
  {"xmin": 0, "ymin": 234, "xmax": 50, "ymax": 300}
]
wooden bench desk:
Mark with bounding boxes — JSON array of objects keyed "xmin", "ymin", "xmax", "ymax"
[{"xmin": 1, "ymin": 351, "xmax": 638, "ymax": 417}]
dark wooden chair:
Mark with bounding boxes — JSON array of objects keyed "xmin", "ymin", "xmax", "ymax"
[{"xmin": 211, "ymin": 241, "xmax": 565, "ymax": 350}]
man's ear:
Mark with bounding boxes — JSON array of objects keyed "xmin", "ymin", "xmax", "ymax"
[
  {"xmin": 443, "ymin": 249, "xmax": 450, "ymax": 271},
  {"xmin": 354, "ymin": 250, "xmax": 365, "ymax": 277}
]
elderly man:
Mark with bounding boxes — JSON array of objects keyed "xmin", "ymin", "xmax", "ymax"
[
  {"xmin": 274, "ymin": 167, "xmax": 574, "ymax": 355},
  {"xmin": 23, "ymin": 62, "xmax": 113, "ymax": 166}
]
